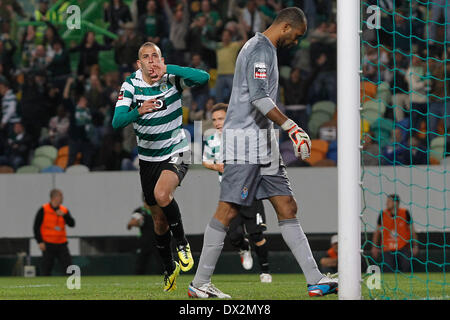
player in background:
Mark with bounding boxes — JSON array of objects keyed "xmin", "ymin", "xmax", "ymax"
[
  {"xmin": 188, "ymin": 7, "xmax": 338, "ymax": 299},
  {"xmin": 203, "ymin": 103, "xmax": 272, "ymax": 283},
  {"xmin": 126, "ymin": 197, "xmax": 162, "ymax": 275},
  {"xmin": 112, "ymin": 42, "xmax": 210, "ymax": 292}
]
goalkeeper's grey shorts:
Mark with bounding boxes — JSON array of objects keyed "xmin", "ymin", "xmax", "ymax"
[{"xmin": 219, "ymin": 162, "xmax": 294, "ymax": 206}]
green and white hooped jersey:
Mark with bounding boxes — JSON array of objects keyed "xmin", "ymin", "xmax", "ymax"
[
  {"xmin": 203, "ymin": 131, "xmax": 223, "ymax": 182},
  {"xmin": 116, "ymin": 69, "xmax": 189, "ymax": 162}
]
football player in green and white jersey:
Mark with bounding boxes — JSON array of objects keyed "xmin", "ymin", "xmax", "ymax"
[{"xmin": 112, "ymin": 42, "xmax": 210, "ymax": 292}]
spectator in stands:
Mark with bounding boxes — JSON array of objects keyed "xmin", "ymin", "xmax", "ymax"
[
  {"xmin": 0, "ymin": 75, "xmax": 18, "ymax": 134},
  {"xmin": 405, "ymin": 54, "xmax": 428, "ymax": 133},
  {"xmin": 33, "ymin": 189, "xmax": 75, "ymax": 276},
  {"xmin": 19, "ymin": 25, "xmax": 38, "ymax": 69},
  {"xmin": 70, "ymin": 31, "xmax": 111, "ymax": 78},
  {"xmin": 114, "ymin": 22, "xmax": 142, "ymax": 75},
  {"xmin": 0, "ymin": 32, "xmax": 16, "ymax": 79},
  {"xmin": 196, "ymin": 0, "xmax": 223, "ymax": 34},
  {"xmin": 320, "ymin": 234, "xmax": 338, "ymax": 274},
  {"xmin": 308, "ymin": 21, "xmax": 337, "ymax": 103},
  {"xmin": 361, "ymin": 132, "xmax": 380, "ymax": 166},
  {"xmin": 240, "ymin": 0, "xmax": 267, "ymax": 38},
  {"xmin": 430, "ymin": 0, "xmax": 450, "ymax": 44},
  {"xmin": 63, "ymin": 77, "xmax": 94, "ymax": 168},
  {"xmin": 126, "ymin": 198, "xmax": 162, "ymax": 275},
  {"xmin": 255, "ymin": 0, "xmax": 282, "ymax": 22},
  {"xmin": 201, "ymin": 96, "xmax": 216, "ymax": 133},
  {"xmin": 390, "ymin": 52, "xmax": 410, "ymax": 121},
  {"xmin": 186, "ymin": 14, "xmax": 216, "ymax": 68},
  {"xmin": 18, "ymin": 70, "xmax": 57, "ymax": 147},
  {"xmin": 202, "ymin": 25, "xmax": 247, "ymax": 103},
  {"xmin": 188, "ymin": 53, "xmax": 210, "ymax": 111},
  {"xmin": 281, "ymin": 54, "xmax": 327, "ymax": 130},
  {"xmin": 162, "ymin": 0, "xmax": 190, "ymax": 65},
  {"xmin": 44, "ymin": 105, "xmax": 70, "ymax": 148},
  {"xmin": 43, "ymin": 22, "xmax": 63, "ymax": 57},
  {"xmin": 0, "ymin": 120, "xmax": 32, "ymax": 170},
  {"xmin": 29, "ymin": 44, "xmax": 48, "ymax": 73},
  {"xmin": 104, "ymin": 0, "xmax": 133, "ymax": 43},
  {"xmin": 371, "ymin": 194, "xmax": 419, "ymax": 273},
  {"xmin": 47, "ymin": 40, "xmax": 72, "ymax": 90},
  {"xmin": 137, "ymin": 0, "xmax": 164, "ymax": 46},
  {"xmin": 428, "ymin": 49, "xmax": 450, "ymax": 143},
  {"xmin": 0, "ymin": 0, "xmax": 26, "ymax": 23},
  {"xmin": 381, "ymin": 119, "xmax": 422, "ymax": 166}
]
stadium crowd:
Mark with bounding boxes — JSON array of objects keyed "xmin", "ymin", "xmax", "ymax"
[{"xmin": 0, "ymin": 0, "xmax": 447, "ymax": 173}]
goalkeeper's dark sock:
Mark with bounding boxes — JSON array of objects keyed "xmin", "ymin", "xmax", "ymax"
[
  {"xmin": 161, "ymin": 199, "xmax": 188, "ymax": 246},
  {"xmin": 154, "ymin": 230, "xmax": 175, "ymax": 274},
  {"xmin": 254, "ymin": 240, "xmax": 270, "ymax": 273}
]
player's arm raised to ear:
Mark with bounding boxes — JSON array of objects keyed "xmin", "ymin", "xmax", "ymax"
[{"xmin": 167, "ymin": 64, "xmax": 210, "ymax": 90}]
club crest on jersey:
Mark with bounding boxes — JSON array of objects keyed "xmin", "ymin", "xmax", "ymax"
[
  {"xmin": 254, "ymin": 62, "xmax": 267, "ymax": 79},
  {"xmin": 118, "ymin": 90, "xmax": 124, "ymax": 100},
  {"xmin": 241, "ymin": 186, "xmax": 249, "ymax": 199},
  {"xmin": 160, "ymin": 83, "xmax": 168, "ymax": 92}
]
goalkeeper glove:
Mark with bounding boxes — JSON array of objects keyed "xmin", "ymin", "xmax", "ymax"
[{"xmin": 281, "ymin": 119, "xmax": 311, "ymax": 160}]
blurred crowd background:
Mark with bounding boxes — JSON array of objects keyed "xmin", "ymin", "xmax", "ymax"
[{"xmin": 0, "ymin": 0, "xmax": 447, "ymax": 174}]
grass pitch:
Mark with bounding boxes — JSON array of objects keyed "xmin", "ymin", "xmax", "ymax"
[{"xmin": 0, "ymin": 273, "xmax": 448, "ymax": 300}]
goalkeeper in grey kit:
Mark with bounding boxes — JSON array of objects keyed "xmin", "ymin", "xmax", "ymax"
[
  {"xmin": 188, "ymin": 7, "xmax": 338, "ymax": 298},
  {"xmin": 203, "ymin": 103, "xmax": 272, "ymax": 283}
]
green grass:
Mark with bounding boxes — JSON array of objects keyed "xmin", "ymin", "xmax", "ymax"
[{"xmin": 0, "ymin": 273, "xmax": 448, "ymax": 300}]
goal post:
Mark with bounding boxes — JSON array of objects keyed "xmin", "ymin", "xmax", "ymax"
[{"xmin": 337, "ymin": 0, "xmax": 362, "ymax": 300}]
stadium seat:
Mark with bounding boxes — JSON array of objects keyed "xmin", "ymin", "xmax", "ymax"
[
  {"xmin": 361, "ymin": 109, "xmax": 381, "ymax": 126},
  {"xmin": 65, "ymin": 164, "xmax": 90, "ymax": 174},
  {"xmin": 311, "ymin": 101, "xmax": 336, "ymax": 118},
  {"xmin": 34, "ymin": 145, "xmax": 58, "ymax": 162},
  {"xmin": 361, "ymin": 119, "xmax": 370, "ymax": 137},
  {"xmin": 362, "ymin": 99, "xmax": 386, "ymax": 115},
  {"xmin": 55, "ymin": 146, "xmax": 69, "ymax": 169},
  {"xmin": 430, "ymin": 136, "xmax": 446, "ymax": 160},
  {"xmin": 361, "ymin": 81, "xmax": 377, "ymax": 103},
  {"xmin": 305, "ymin": 139, "xmax": 329, "ymax": 166},
  {"xmin": 0, "ymin": 166, "xmax": 14, "ymax": 174},
  {"xmin": 376, "ymin": 81, "xmax": 392, "ymax": 105},
  {"xmin": 40, "ymin": 165, "xmax": 65, "ymax": 173},
  {"xmin": 327, "ymin": 140, "xmax": 338, "ymax": 162},
  {"xmin": 16, "ymin": 165, "xmax": 40, "ymax": 174},
  {"xmin": 308, "ymin": 111, "xmax": 333, "ymax": 139},
  {"xmin": 31, "ymin": 156, "xmax": 54, "ymax": 170},
  {"xmin": 371, "ymin": 118, "xmax": 394, "ymax": 148}
]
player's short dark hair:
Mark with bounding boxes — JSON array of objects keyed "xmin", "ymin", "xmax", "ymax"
[
  {"xmin": 273, "ymin": 7, "xmax": 307, "ymax": 29},
  {"xmin": 211, "ymin": 103, "xmax": 228, "ymax": 115}
]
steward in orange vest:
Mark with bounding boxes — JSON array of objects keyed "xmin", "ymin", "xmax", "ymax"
[
  {"xmin": 320, "ymin": 234, "xmax": 338, "ymax": 274},
  {"xmin": 371, "ymin": 194, "xmax": 419, "ymax": 273},
  {"xmin": 33, "ymin": 189, "xmax": 75, "ymax": 276}
]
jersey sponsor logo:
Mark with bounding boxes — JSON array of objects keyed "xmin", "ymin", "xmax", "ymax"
[
  {"xmin": 254, "ymin": 62, "xmax": 267, "ymax": 79},
  {"xmin": 118, "ymin": 90, "xmax": 124, "ymax": 100}
]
